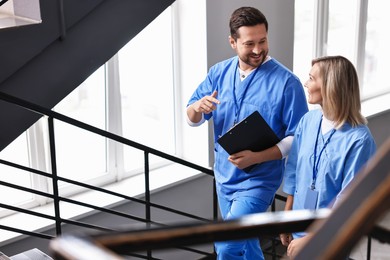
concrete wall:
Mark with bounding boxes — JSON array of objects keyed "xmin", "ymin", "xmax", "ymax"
[
  {"xmin": 206, "ymin": 0, "xmax": 295, "ymax": 70},
  {"xmin": 367, "ymin": 110, "xmax": 390, "ymax": 146}
]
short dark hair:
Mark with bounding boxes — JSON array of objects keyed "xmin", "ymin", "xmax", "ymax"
[{"xmin": 229, "ymin": 7, "xmax": 268, "ymax": 40}]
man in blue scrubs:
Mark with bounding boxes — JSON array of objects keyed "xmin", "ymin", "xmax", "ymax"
[{"xmin": 186, "ymin": 7, "xmax": 308, "ymax": 259}]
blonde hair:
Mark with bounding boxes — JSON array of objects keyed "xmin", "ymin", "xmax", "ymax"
[{"xmin": 312, "ymin": 56, "xmax": 367, "ymax": 128}]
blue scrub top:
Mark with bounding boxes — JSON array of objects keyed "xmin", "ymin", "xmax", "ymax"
[
  {"xmin": 188, "ymin": 56, "xmax": 308, "ymax": 204},
  {"xmin": 283, "ymin": 109, "xmax": 376, "ymax": 237}
]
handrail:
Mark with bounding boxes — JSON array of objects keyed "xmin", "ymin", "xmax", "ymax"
[
  {"xmin": 49, "ymin": 137, "xmax": 390, "ymax": 259},
  {"xmin": 49, "ymin": 209, "xmax": 331, "ymax": 259},
  {"xmin": 0, "ymin": 90, "xmax": 218, "ymax": 258}
]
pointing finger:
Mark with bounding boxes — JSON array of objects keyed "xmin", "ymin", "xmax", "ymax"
[{"xmin": 210, "ymin": 90, "xmax": 220, "ymax": 104}]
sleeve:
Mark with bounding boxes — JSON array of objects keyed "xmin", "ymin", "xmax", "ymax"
[
  {"xmin": 334, "ymin": 133, "xmax": 377, "ymax": 205},
  {"xmin": 276, "ymin": 135, "xmax": 294, "ymax": 158},
  {"xmin": 283, "ymin": 119, "xmax": 303, "ymax": 195},
  {"xmin": 186, "ymin": 66, "xmax": 217, "ymax": 121},
  {"xmin": 186, "ymin": 111, "xmax": 205, "ymax": 126}
]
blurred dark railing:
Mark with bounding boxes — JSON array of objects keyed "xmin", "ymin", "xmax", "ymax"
[
  {"xmin": 49, "ymin": 209, "xmax": 331, "ymax": 260},
  {"xmin": 50, "ymin": 137, "xmax": 390, "ymax": 259}
]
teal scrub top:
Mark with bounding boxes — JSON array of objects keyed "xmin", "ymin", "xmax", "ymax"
[
  {"xmin": 283, "ymin": 109, "xmax": 376, "ymax": 237},
  {"xmin": 188, "ymin": 56, "xmax": 308, "ymax": 204}
]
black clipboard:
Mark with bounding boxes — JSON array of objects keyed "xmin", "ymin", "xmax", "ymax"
[{"xmin": 217, "ymin": 111, "xmax": 280, "ymax": 172}]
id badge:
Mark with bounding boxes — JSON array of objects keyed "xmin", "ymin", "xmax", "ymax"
[{"xmin": 303, "ymin": 187, "xmax": 318, "ymax": 210}]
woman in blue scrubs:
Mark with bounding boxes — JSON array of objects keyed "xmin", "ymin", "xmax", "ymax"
[
  {"xmin": 280, "ymin": 56, "xmax": 376, "ymax": 258},
  {"xmin": 187, "ymin": 7, "xmax": 308, "ymax": 259}
]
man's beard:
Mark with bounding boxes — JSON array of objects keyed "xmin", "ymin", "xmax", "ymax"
[{"xmin": 240, "ymin": 50, "xmax": 268, "ymax": 68}]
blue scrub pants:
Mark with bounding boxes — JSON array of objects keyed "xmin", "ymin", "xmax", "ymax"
[{"xmin": 215, "ymin": 195, "xmax": 269, "ymax": 260}]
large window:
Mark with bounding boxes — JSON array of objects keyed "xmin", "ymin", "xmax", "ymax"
[
  {"xmin": 53, "ymin": 7, "xmax": 175, "ymax": 187},
  {"xmin": 0, "ymin": 7, "xmax": 175, "ymax": 218},
  {"xmin": 293, "ymin": 0, "xmax": 315, "ymax": 88},
  {"xmin": 294, "ymin": 0, "xmax": 390, "ymax": 100},
  {"xmin": 118, "ymin": 7, "xmax": 175, "ymax": 173},
  {"xmin": 53, "ymin": 65, "xmax": 108, "ymax": 193},
  {"xmin": 363, "ymin": 1, "xmax": 390, "ymax": 98},
  {"xmin": 327, "ymin": 0, "xmax": 357, "ymax": 62}
]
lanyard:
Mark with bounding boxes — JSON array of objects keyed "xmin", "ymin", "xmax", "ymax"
[
  {"xmin": 311, "ymin": 117, "xmax": 336, "ymax": 190},
  {"xmin": 232, "ymin": 62, "xmax": 260, "ymax": 125}
]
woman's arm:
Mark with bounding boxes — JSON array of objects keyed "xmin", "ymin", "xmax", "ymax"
[{"xmin": 280, "ymin": 195, "xmax": 294, "ymax": 246}]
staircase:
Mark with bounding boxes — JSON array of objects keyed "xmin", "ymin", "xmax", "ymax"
[
  {"xmin": 1, "ymin": 248, "xmax": 52, "ymax": 260},
  {"xmin": 0, "ymin": 0, "xmax": 174, "ymax": 151}
]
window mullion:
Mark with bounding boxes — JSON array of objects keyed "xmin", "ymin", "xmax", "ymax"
[
  {"xmin": 355, "ymin": 0, "xmax": 368, "ymax": 90},
  {"xmin": 27, "ymin": 118, "xmax": 50, "ymax": 206},
  {"xmin": 313, "ymin": 0, "xmax": 329, "ymax": 58},
  {"xmin": 171, "ymin": 3, "xmax": 183, "ymax": 157},
  {"xmin": 106, "ymin": 54, "xmax": 125, "ymax": 181}
]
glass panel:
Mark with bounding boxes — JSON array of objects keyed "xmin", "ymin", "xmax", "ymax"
[
  {"xmin": 53, "ymin": 66, "xmax": 107, "ymax": 184},
  {"xmin": 0, "ymin": 133, "xmax": 33, "ymax": 205},
  {"xmin": 118, "ymin": 7, "xmax": 175, "ymax": 172},
  {"xmin": 294, "ymin": 0, "xmax": 315, "ymax": 84},
  {"xmin": 294, "ymin": 0, "xmax": 317, "ymax": 111},
  {"xmin": 327, "ymin": 0, "xmax": 358, "ymax": 62},
  {"xmin": 53, "ymin": 122, "xmax": 107, "ymax": 184},
  {"xmin": 363, "ymin": 1, "xmax": 390, "ymax": 98}
]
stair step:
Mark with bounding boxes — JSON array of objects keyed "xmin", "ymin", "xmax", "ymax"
[
  {"xmin": 10, "ymin": 248, "xmax": 52, "ymax": 260},
  {"xmin": 0, "ymin": 251, "xmax": 11, "ymax": 260}
]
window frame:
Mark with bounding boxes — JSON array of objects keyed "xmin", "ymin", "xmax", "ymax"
[{"xmin": 301, "ymin": 0, "xmax": 390, "ymax": 101}]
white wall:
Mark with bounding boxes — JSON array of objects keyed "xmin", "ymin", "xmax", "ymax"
[{"xmin": 206, "ymin": 0, "xmax": 295, "ymax": 69}]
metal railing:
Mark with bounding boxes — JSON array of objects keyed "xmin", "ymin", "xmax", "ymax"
[{"xmin": 0, "ymin": 91, "xmax": 286, "ymax": 259}]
